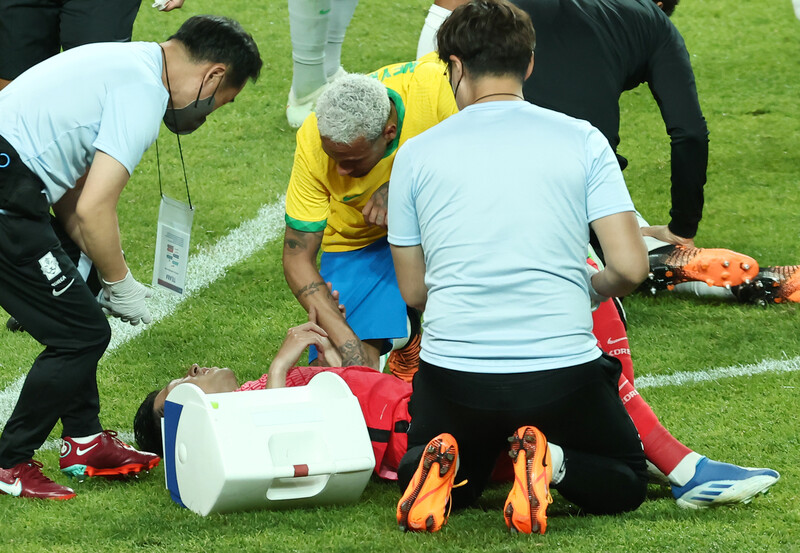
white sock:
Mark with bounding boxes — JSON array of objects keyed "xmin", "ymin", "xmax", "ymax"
[
  {"xmin": 672, "ymin": 280, "xmax": 736, "ymax": 299},
  {"xmin": 289, "ymin": 0, "xmax": 331, "ymax": 97},
  {"xmin": 416, "ymin": 4, "xmax": 452, "ymax": 59},
  {"xmin": 548, "ymin": 442, "xmax": 565, "ymax": 485},
  {"xmin": 667, "ymin": 451, "xmax": 704, "ymax": 487},
  {"xmin": 642, "ymin": 234, "xmax": 671, "ymax": 253},
  {"xmin": 324, "ymin": 0, "xmax": 358, "ymax": 78},
  {"xmin": 646, "ymin": 460, "xmax": 671, "ymax": 485},
  {"xmin": 70, "ymin": 432, "xmax": 101, "ymax": 444},
  {"xmin": 391, "ymin": 314, "xmax": 413, "ymax": 351}
]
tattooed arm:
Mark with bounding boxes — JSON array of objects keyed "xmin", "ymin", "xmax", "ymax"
[
  {"xmin": 336, "ymin": 337, "xmax": 369, "ymax": 367},
  {"xmin": 282, "ymin": 225, "xmax": 368, "ymax": 366}
]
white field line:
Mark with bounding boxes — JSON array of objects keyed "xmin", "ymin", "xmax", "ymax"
[
  {"xmin": 0, "ymin": 196, "xmax": 286, "ymax": 448},
  {"xmin": 635, "ymin": 355, "xmax": 800, "ymax": 389}
]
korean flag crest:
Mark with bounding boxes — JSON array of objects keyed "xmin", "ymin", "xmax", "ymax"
[{"xmin": 38, "ymin": 252, "xmax": 61, "ymax": 281}]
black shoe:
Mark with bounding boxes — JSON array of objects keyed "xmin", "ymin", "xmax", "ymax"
[{"xmin": 6, "ymin": 317, "xmax": 24, "ymax": 333}]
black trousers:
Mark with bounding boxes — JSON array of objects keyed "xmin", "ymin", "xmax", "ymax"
[
  {"xmin": 0, "ymin": 0, "xmax": 142, "ymax": 80},
  {"xmin": 0, "ymin": 135, "xmax": 109, "ymax": 467},
  {"xmin": 398, "ymin": 354, "xmax": 648, "ymax": 515}
]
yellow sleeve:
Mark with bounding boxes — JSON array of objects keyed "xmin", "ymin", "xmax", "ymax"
[
  {"xmin": 412, "ymin": 52, "xmax": 459, "ymax": 122},
  {"xmin": 285, "ymin": 116, "xmax": 330, "ymax": 233},
  {"xmin": 436, "ymin": 73, "xmax": 459, "ymax": 121}
]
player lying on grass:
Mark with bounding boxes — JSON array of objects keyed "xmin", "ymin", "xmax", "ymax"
[{"xmin": 134, "ymin": 303, "xmax": 779, "ymax": 511}]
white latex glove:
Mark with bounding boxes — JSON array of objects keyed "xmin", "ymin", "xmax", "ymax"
[
  {"xmin": 584, "ymin": 264, "xmax": 609, "ymax": 312},
  {"xmin": 97, "ymin": 270, "xmax": 153, "ymax": 325},
  {"xmin": 152, "ymin": 0, "xmax": 184, "ymax": 10}
]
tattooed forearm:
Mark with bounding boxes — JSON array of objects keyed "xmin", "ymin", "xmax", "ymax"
[
  {"xmin": 284, "ymin": 235, "xmax": 307, "ymax": 251},
  {"xmin": 338, "ymin": 338, "xmax": 368, "ymax": 366},
  {"xmin": 294, "ymin": 280, "xmax": 331, "ymax": 301},
  {"xmin": 283, "ymin": 227, "xmax": 323, "ymax": 253},
  {"xmin": 374, "ymin": 182, "xmax": 388, "ymax": 203}
]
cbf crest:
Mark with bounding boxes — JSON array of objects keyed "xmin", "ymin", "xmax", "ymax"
[{"xmin": 38, "ymin": 252, "xmax": 61, "ymax": 281}]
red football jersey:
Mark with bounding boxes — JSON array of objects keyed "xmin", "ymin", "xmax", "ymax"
[{"xmin": 238, "ymin": 366, "xmax": 411, "ymax": 481}]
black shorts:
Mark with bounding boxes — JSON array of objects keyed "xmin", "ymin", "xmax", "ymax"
[{"xmin": 0, "ymin": 0, "xmax": 142, "ymax": 80}]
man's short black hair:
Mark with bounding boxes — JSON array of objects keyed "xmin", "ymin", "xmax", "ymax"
[
  {"xmin": 437, "ymin": 0, "xmax": 536, "ymax": 81},
  {"xmin": 658, "ymin": 0, "xmax": 679, "ymax": 17},
  {"xmin": 170, "ymin": 15, "xmax": 263, "ymax": 89},
  {"xmin": 134, "ymin": 390, "xmax": 164, "ymax": 457}
]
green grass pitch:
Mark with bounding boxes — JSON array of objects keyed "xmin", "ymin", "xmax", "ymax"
[{"xmin": 0, "ymin": 0, "xmax": 799, "ymax": 551}]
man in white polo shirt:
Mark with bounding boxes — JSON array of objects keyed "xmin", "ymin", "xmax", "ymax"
[
  {"xmin": 389, "ymin": 0, "xmax": 650, "ymax": 534},
  {"xmin": 0, "ymin": 15, "xmax": 261, "ymax": 500}
]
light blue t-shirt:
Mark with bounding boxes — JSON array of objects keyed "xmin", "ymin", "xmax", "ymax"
[
  {"xmin": 387, "ymin": 101, "xmax": 634, "ymax": 373},
  {"xmin": 0, "ymin": 42, "xmax": 168, "ymax": 204}
]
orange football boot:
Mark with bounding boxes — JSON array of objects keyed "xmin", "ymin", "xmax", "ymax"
[
  {"xmin": 503, "ymin": 426, "xmax": 553, "ymax": 535},
  {"xmin": 388, "ymin": 308, "xmax": 422, "ymax": 383},
  {"xmin": 388, "ymin": 332, "xmax": 421, "ymax": 383},
  {"xmin": 734, "ymin": 265, "xmax": 800, "ymax": 305},
  {"xmin": 397, "ymin": 433, "xmax": 459, "ymax": 532},
  {"xmin": 644, "ymin": 245, "xmax": 759, "ymax": 292}
]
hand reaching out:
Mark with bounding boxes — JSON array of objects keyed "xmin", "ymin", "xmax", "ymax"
[
  {"xmin": 152, "ymin": 0, "xmax": 185, "ymax": 11},
  {"xmin": 640, "ymin": 225, "xmax": 695, "ymax": 249},
  {"xmin": 327, "ymin": 281, "xmax": 346, "ymax": 318},
  {"xmin": 362, "ymin": 182, "xmax": 389, "ymax": 229},
  {"xmin": 307, "ymin": 306, "xmax": 343, "ymax": 366},
  {"xmin": 97, "ymin": 270, "xmax": 152, "ymax": 326}
]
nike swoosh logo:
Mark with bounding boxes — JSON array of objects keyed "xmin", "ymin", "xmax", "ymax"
[
  {"xmin": 0, "ymin": 477, "xmax": 22, "ymax": 497},
  {"xmin": 76, "ymin": 443, "xmax": 99, "ymax": 456},
  {"xmin": 343, "ymin": 193, "xmax": 364, "ymax": 202},
  {"xmin": 52, "ymin": 279, "xmax": 75, "ymax": 297},
  {"xmin": 319, "ymin": 8, "xmax": 331, "ymax": 14},
  {"xmin": 606, "ymin": 337, "xmax": 627, "ymax": 345}
]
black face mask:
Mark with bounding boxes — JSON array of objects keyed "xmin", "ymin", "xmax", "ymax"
[{"xmin": 163, "ymin": 80, "xmax": 219, "ymax": 135}]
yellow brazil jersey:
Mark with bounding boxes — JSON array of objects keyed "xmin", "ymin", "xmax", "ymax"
[{"xmin": 285, "ymin": 52, "xmax": 458, "ymax": 252}]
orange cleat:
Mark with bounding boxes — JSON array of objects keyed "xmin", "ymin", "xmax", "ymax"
[
  {"xmin": 643, "ymin": 245, "xmax": 759, "ymax": 293},
  {"xmin": 503, "ymin": 426, "xmax": 553, "ymax": 535},
  {"xmin": 397, "ymin": 433, "xmax": 459, "ymax": 532},
  {"xmin": 388, "ymin": 332, "xmax": 421, "ymax": 383},
  {"xmin": 388, "ymin": 307, "xmax": 422, "ymax": 383},
  {"xmin": 734, "ymin": 265, "xmax": 800, "ymax": 305}
]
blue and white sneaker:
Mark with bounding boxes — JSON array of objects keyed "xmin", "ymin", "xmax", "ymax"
[{"xmin": 672, "ymin": 457, "xmax": 780, "ymax": 509}]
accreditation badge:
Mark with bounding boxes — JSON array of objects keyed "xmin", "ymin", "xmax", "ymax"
[{"xmin": 152, "ymin": 195, "xmax": 194, "ymax": 295}]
